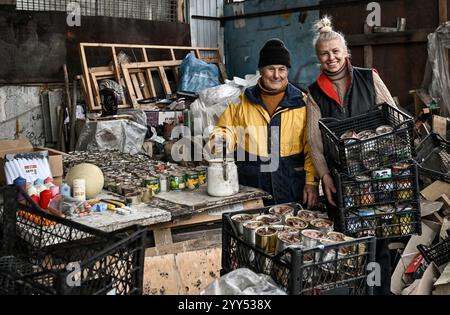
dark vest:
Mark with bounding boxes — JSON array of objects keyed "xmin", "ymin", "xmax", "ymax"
[{"xmin": 308, "ymin": 66, "xmax": 376, "ymax": 119}]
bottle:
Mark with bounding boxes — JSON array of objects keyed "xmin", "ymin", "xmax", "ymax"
[
  {"xmin": 60, "ymin": 183, "xmax": 71, "ymax": 198},
  {"xmin": 39, "ymin": 189, "xmax": 52, "ymax": 209},
  {"xmin": 13, "ymin": 176, "xmax": 27, "ymax": 201},
  {"xmin": 72, "ymin": 178, "xmax": 86, "ymax": 201}
]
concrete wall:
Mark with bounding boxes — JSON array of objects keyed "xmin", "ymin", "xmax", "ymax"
[
  {"xmin": 223, "ymin": 0, "xmax": 320, "ymax": 89},
  {"xmin": 0, "ymin": 85, "xmax": 45, "ymax": 146}
]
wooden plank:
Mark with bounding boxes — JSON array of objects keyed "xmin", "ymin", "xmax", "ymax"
[
  {"xmin": 137, "ymin": 72, "xmax": 150, "ymax": 98},
  {"xmin": 142, "ymin": 48, "xmax": 157, "ymax": 98},
  {"xmin": 153, "ymin": 228, "xmax": 173, "ymax": 247},
  {"xmin": 131, "ymin": 73, "xmax": 144, "ymax": 100},
  {"xmin": 439, "ymin": 0, "xmax": 448, "ymax": 24},
  {"xmin": 122, "ymin": 60, "xmax": 182, "ymax": 68},
  {"xmin": 143, "ymin": 247, "xmax": 221, "ymax": 295},
  {"xmin": 172, "ymin": 66, "xmax": 179, "ymax": 84},
  {"xmin": 363, "ymin": 23, "xmax": 373, "ymax": 68},
  {"xmin": 170, "ymin": 48, "xmax": 176, "ymax": 60},
  {"xmin": 158, "ymin": 66, "xmax": 172, "ymax": 96},
  {"xmin": 80, "ymin": 42, "xmax": 219, "ymax": 51},
  {"xmin": 346, "ymin": 29, "xmax": 433, "ymax": 46},
  {"xmin": 177, "ymin": 0, "xmax": 184, "ymax": 23},
  {"xmin": 111, "ymin": 47, "xmax": 120, "ymax": 83},
  {"xmin": 146, "ymin": 231, "xmax": 221, "ymax": 257},
  {"xmin": 90, "ymin": 72, "xmax": 103, "ymax": 111},
  {"xmin": 79, "ymin": 44, "xmax": 95, "ymax": 112},
  {"xmin": 148, "ymin": 198, "xmax": 264, "ymax": 231},
  {"xmin": 121, "ymin": 65, "xmax": 139, "ymax": 107}
]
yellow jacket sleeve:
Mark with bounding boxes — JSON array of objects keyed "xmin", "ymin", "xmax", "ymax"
[
  {"xmin": 209, "ymin": 98, "xmax": 241, "ymax": 152},
  {"xmin": 302, "ymin": 110, "xmax": 319, "ymax": 186}
]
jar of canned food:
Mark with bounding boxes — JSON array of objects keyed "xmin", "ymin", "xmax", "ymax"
[
  {"xmin": 185, "ymin": 172, "xmax": 199, "ymax": 190},
  {"xmin": 196, "ymin": 167, "xmax": 207, "ymax": 185},
  {"xmin": 170, "ymin": 173, "xmax": 185, "ymax": 190},
  {"xmin": 144, "ymin": 177, "xmax": 160, "ymax": 194}
]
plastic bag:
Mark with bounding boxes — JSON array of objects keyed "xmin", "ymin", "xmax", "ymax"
[
  {"xmin": 75, "ymin": 119, "xmax": 147, "ymax": 155},
  {"xmin": 191, "ymin": 82, "xmax": 242, "ymax": 136},
  {"xmin": 200, "ymin": 268, "xmax": 286, "ymax": 295},
  {"xmin": 428, "ymin": 22, "xmax": 450, "ymax": 116},
  {"xmin": 178, "ymin": 53, "xmax": 220, "ymax": 93}
]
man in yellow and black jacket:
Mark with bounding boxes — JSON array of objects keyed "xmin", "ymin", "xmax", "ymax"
[{"xmin": 210, "ymin": 39, "xmax": 319, "ymax": 207}]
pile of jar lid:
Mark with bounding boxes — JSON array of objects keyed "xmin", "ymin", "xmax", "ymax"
[{"xmin": 64, "ymin": 150, "xmax": 207, "ymax": 198}]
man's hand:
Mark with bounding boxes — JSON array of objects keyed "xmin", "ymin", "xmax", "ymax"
[
  {"xmin": 322, "ymin": 173, "xmax": 337, "ymax": 206},
  {"xmin": 209, "ymin": 135, "xmax": 224, "ymax": 155},
  {"xmin": 303, "ymin": 184, "xmax": 319, "ymax": 209}
]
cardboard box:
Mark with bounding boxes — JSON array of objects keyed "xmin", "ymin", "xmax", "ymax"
[
  {"xmin": 421, "ymin": 181, "xmax": 450, "ymax": 201},
  {"xmin": 432, "ymin": 115, "xmax": 450, "ymax": 140},
  {"xmin": 391, "ymin": 219, "xmax": 442, "ymax": 295},
  {"xmin": 0, "ymin": 139, "xmax": 65, "ymax": 185},
  {"xmin": 433, "ymin": 263, "xmax": 450, "ymax": 295}
]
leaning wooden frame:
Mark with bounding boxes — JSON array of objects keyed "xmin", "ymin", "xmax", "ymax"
[{"xmin": 79, "ymin": 43, "xmax": 227, "ymax": 112}]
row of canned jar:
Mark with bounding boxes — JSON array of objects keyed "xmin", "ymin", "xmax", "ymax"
[
  {"xmin": 342, "ymin": 163, "xmax": 415, "ymax": 207},
  {"xmin": 347, "ymin": 202, "xmax": 417, "ymax": 237},
  {"xmin": 142, "ymin": 167, "xmax": 207, "ymax": 193}
]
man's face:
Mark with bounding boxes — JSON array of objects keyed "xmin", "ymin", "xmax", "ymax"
[
  {"xmin": 260, "ymin": 65, "xmax": 289, "ymax": 91},
  {"xmin": 316, "ymin": 39, "xmax": 348, "ymax": 73}
]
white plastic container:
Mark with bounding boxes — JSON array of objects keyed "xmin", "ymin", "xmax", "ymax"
[{"xmin": 72, "ymin": 178, "xmax": 86, "ymax": 201}]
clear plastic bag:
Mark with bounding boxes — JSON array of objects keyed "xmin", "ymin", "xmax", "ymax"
[
  {"xmin": 428, "ymin": 22, "xmax": 450, "ymax": 116},
  {"xmin": 200, "ymin": 268, "xmax": 286, "ymax": 295}
]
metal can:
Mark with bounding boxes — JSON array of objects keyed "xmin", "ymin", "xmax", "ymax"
[
  {"xmin": 375, "ymin": 125, "xmax": 394, "ymax": 135},
  {"xmin": 395, "ymin": 178, "xmax": 413, "ymax": 201},
  {"xmin": 170, "ymin": 173, "xmax": 185, "ymax": 190},
  {"xmin": 392, "ymin": 163, "xmax": 412, "ymax": 176},
  {"xmin": 196, "ymin": 167, "xmax": 207, "ymax": 185},
  {"xmin": 144, "ymin": 177, "xmax": 160, "ymax": 194},
  {"xmin": 356, "ymin": 175, "xmax": 375, "ymax": 206},
  {"xmin": 343, "ymin": 185, "xmax": 355, "ymax": 208},
  {"xmin": 185, "ymin": 172, "xmax": 199, "ymax": 190}
]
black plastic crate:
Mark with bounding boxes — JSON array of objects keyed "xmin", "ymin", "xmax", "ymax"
[
  {"xmin": 0, "ymin": 185, "xmax": 146, "ymax": 295},
  {"xmin": 319, "ymin": 103, "xmax": 415, "ymax": 177},
  {"xmin": 417, "ymin": 238, "xmax": 450, "ymax": 267},
  {"xmin": 416, "ymin": 133, "xmax": 450, "ymax": 183},
  {"xmin": 221, "ymin": 204, "xmax": 376, "ymax": 295},
  {"xmin": 333, "ymin": 162, "xmax": 422, "ymax": 239}
]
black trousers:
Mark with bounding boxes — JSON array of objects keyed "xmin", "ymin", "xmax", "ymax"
[{"xmin": 325, "ymin": 198, "xmax": 391, "ymax": 295}]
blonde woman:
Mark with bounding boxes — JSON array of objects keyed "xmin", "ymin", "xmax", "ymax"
[{"xmin": 307, "ymin": 16, "xmax": 396, "ymax": 295}]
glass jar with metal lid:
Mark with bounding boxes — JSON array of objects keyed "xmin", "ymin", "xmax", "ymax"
[
  {"xmin": 185, "ymin": 172, "xmax": 199, "ymax": 190},
  {"xmin": 170, "ymin": 173, "xmax": 185, "ymax": 191}
]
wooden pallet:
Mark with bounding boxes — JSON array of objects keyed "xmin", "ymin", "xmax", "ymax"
[{"xmin": 79, "ymin": 43, "xmax": 226, "ymax": 112}]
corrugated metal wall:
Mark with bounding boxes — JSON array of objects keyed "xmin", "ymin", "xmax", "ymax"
[
  {"xmin": 189, "ymin": 0, "xmax": 223, "ymax": 48},
  {"xmin": 223, "ymin": 0, "xmax": 320, "ymax": 89}
]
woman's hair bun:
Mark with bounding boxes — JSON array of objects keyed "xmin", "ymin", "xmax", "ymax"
[{"xmin": 314, "ymin": 16, "xmax": 333, "ymax": 34}]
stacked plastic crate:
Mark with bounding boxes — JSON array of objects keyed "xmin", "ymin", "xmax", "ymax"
[{"xmin": 318, "ymin": 103, "xmax": 422, "ymax": 239}]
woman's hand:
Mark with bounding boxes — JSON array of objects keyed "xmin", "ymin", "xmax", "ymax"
[
  {"xmin": 303, "ymin": 184, "xmax": 319, "ymax": 209},
  {"xmin": 322, "ymin": 173, "xmax": 337, "ymax": 206}
]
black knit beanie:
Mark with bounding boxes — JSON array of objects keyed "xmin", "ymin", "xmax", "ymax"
[{"xmin": 258, "ymin": 38, "xmax": 291, "ymax": 68}]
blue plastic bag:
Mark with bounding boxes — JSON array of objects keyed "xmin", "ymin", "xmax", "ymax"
[{"xmin": 178, "ymin": 53, "xmax": 220, "ymax": 93}]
